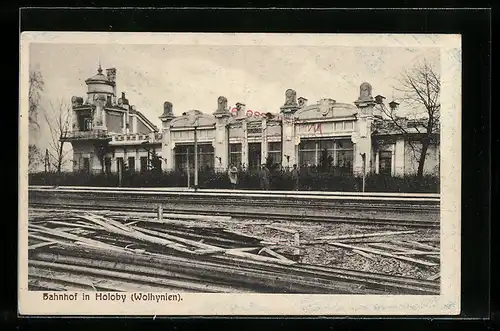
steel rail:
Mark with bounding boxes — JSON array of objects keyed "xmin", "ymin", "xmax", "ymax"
[
  {"xmin": 29, "ymin": 186, "xmax": 440, "ymax": 203},
  {"xmin": 30, "ymin": 185, "xmax": 441, "ymax": 199},
  {"xmin": 30, "ymin": 190, "xmax": 440, "ymax": 213},
  {"xmin": 29, "ymin": 203, "xmax": 439, "ymax": 228}
]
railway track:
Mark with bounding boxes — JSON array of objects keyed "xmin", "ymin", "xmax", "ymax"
[
  {"xmin": 30, "ymin": 202, "xmax": 438, "ymax": 227},
  {"xmin": 28, "ymin": 186, "xmax": 440, "ymax": 228}
]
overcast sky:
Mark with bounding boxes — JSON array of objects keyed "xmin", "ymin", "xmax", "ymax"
[{"xmin": 30, "ymin": 43, "xmax": 440, "ymax": 130}]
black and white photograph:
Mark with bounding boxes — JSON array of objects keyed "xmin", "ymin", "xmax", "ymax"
[{"xmin": 19, "ymin": 32, "xmax": 461, "ymax": 315}]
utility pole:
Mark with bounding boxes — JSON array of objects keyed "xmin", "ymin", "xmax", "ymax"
[
  {"xmin": 44, "ymin": 149, "xmax": 49, "ymax": 173},
  {"xmin": 193, "ymin": 117, "xmax": 199, "ymax": 191},
  {"xmin": 186, "ymin": 147, "xmax": 190, "ymax": 188}
]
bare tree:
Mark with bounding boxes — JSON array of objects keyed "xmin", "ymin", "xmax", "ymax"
[
  {"xmin": 29, "ymin": 68, "xmax": 45, "ymax": 169},
  {"xmin": 29, "ymin": 68, "xmax": 45, "ymax": 130},
  {"xmin": 375, "ymin": 59, "xmax": 440, "ymax": 177},
  {"xmin": 42, "ymin": 99, "xmax": 72, "ymax": 173},
  {"xmin": 28, "ymin": 144, "xmax": 42, "ymax": 173}
]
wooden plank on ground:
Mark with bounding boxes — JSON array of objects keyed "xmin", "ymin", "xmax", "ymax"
[
  {"xmin": 28, "ymin": 241, "xmax": 58, "ymax": 250},
  {"xmin": 260, "ymin": 240, "xmax": 280, "ymax": 245},
  {"xmin": 328, "ymin": 242, "xmax": 438, "ymax": 267},
  {"xmin": 394, "ymin": 251, "xmax": 441, "ymax": 256},
  {"xmin": 132, "ymin": 225, "xmax": 222, "ymax": 251},
  {"xmin": 44, "ymin": 220, "xmax": 99, "ymax": 231},
  {"xmin": 427, "ymin": 273, "xmax": 440, "ymax": 281},
  {"xmin": 352, "ymin": 249, "xmax": 376, "ymax": 261},
  {"xmin": 74, "ymin": 215, "xmax": 197, "ymax": 254},
  {"xmin": 315, "ymin": 230, "xmax": 416, "ymax": 241},
  {"xmin": 29, "ymin": 224, "xmax": 129, "ymax": 253},
  {"xmin": 194, "ymin": 246, "xmax": 263, "ymax": 255},
  {"xmin": 390, "ymin": 240, "xmax": 440, "ymax": 252},
  {"xmin": 225, "ymin": 249, "xmax": 296, "ymax": 266},
  {"xmin": 368, "ymin": 243, "xmax": 409, "ymax": 252},
  {"xmin": 260, "ymin": 247, "xmax": 296, "ymax": 264},
  {"xmin": 224, "ymin": 229, "xmax": 268, "ymax": 241},
  {"xmin": 265, "ymin": 225, "xmax": 298, "ymax": 234}
]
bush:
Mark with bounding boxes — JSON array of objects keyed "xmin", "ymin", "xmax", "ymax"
[{"xmin": 29, "ymin": 170, "xmax": 440, "ymax": 193}]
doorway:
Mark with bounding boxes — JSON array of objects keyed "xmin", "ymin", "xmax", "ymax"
[
  {"xmin": 379, "ymin": 151, "xmax": 392, "ymax": 176},
  {"xmin": 248, "ymin": 143, "xmax": 261, "ymax": 170}
]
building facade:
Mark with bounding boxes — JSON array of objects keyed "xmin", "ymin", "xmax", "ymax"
[{"xmin": 63, "ymin": 65, "xmax": 440, "ymax": 176}]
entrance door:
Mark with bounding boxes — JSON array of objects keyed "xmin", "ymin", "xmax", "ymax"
[
  {"xmin": 248, "ymin": 143, "xmax": 261, "ymax": 170},
  {"xmin": 379, "ymin": 151, "xmax": 392, "ymax": 176}
]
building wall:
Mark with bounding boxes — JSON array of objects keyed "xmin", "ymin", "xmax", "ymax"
[
  {"xmin": 110, "ymin": 144, "xmax": 162, "ymax": 172},
  {"xmin": 136, "ymin": 119, "xmax": 151, "ymax": 133},
  {"xmin": 404, "ymin": 141, "xmax": 440, "ymax": 175},
  {"xmin": 71, "ymin": 141, "xmax": 101, "ymax": 173},
  {"xmin": 87, "ymin": 83, "xmax": 114, "ymax": 95},
  {"xmin": 106, "ymin": 111, "xmax": 124, "ymax": 133}
]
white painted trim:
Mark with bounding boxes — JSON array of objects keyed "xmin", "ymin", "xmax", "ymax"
[
  {"xmin": 170, "ymin": 126, "xmax": 216, "ymax": 132},
  {"xmin": 294, "ymin": 116, "xmax": 357, "ymax": 124}
]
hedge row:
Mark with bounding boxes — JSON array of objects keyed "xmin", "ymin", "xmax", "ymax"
[{"xmin": 29, "ymin": 169, "xmax": 440, "ymax": 193}]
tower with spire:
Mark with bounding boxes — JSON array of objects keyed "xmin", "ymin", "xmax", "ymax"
[{"xmin": 85, "ymin": 63, "xmax": 116, "ymax": 106}]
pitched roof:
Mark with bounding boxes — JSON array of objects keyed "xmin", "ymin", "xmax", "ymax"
[{"xmin": 136, "ymin": 111, "xmax": 159, "ymax": 132}]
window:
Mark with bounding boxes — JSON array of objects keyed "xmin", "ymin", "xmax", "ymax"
[
  {"xmin": 83, "ymin": 158, "xmax": 90, "ymax": 173},
  {"xmin": 299, "ymin": 139, "xmax": 354, "ymax": 171},
  {"xmin": 175, "ymin": 144, "xmax": 214, "ymax": 170},
  {"xmin": 104, "ymin": 157, "xmax": 111, "ymax": 174},
  {"xmin": 248, "ymin": 143, "xmax": 261, "ymax": 170},
  {"xmin": 335, "ymin": 140, "xmax": 354, "ymax": 169},
  {"xmin": 379, "ymin": 151, "xmax": 392, "ymax": 175},
  {"xmin": 334, "ymin": 122, "xmax": 344, "ymax": 131},
  {"xmin": 175, "ymin": 145, "xmax": 192, "ymax": 171},
  {"xmin": 267, "ymin": 142, "xmax": 282, "ymax": 165},
  {"xmin": 128, "ymin": 157, "xmax": 135, "ymax": 172},
  {"xmin": 299, "ymin": 140, "xmax": 317, "ymax": 166},
  {"xmin": 318, "ymin": 140, "xmax": 335, "ymax": 167},
  {"xmin": 140, "ymin": 157, "xmax": 148, "ymax": 172},
  {"xmin": 229, "ymin": 143, "xmax": 242, "ymax": 167},
  {"xmin": 84, "ymin": 118, "xmax": 93, "ymax": 131},
  {"xmin": 198, "ymin": 144, "xmax": 215, "ymax": 169}
]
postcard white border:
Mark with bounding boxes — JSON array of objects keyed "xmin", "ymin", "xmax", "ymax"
[{"xmin": 18, "ymin": 32, "xmax": 461, "ymax": 316}]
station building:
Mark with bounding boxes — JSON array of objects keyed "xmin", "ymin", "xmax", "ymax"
[{"xmin": 63, "ymin": 65, "xmax": 440, "ymax": 176}]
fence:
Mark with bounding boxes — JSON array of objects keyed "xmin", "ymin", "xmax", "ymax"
[{"xmin": 29, "ymin": 169, "xmax": 440, "ymax": 193}]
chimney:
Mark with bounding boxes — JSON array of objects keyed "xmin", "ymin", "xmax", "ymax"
[
  {"xmin": 120, "ymin": 92, "xmax": 130, "ymax": 111},
  {"xmin": 298, "ymin": 97, "xmax": 308, "ymax": 107},
  {"xmin": 162, "ymin": 101, "xmax": 174, "ymax": 118},
  {"xmin": 236, "ymin": 102, "xmax": 246, "ymax": 118},
  {"xmin": 375, "ymin": 95, "xmax": 386, "ymax": 104},
  {"xmin": 389, "ymin": 100, "xmax": 399, "ymax": 111},
  {"xmin": 106, "ymin": 68, "xmax": 116, "ymax": 82},
  {"xmin": 106, "ymin": 68, "xmax": 117, "ymax": 104}
]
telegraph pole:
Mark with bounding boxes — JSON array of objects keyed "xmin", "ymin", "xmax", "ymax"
[
  {"xmin": 44, "ymin": 149, "xmax": 49, "ymax": 172},
  {"xmin": 193, "ymin": 117, "xmax": 199, "ymax": 191},
  {"xmin": 186, "ymin": 148, "xmax": 190, "ymax": 188}
]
